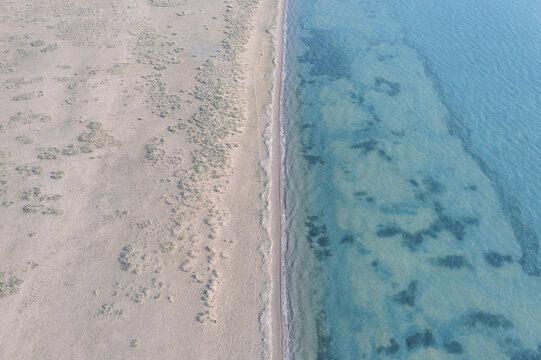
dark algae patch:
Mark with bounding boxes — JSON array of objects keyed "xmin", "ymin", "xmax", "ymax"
[
  {"xmin": 303, "ymin": 154, "xmax": 324, "ymax": 165},
  {"xmin": 511, "ymin": 216, "xmax": 541, "ymax": 277},
  {"xmin": 299, "ymin": 29, "xmax": 351, "ymax": 80},
  {"xmin": 315, "ymin": 309, "xmax": 337, "ymax": 360},
  {"xmin": 351, "ymin": 139, "xmax": 392, "ymax": 161},
  {"xmin": 485, "ymin": 252, "xmax": 513, "ymax": 267},
  {"xmin": 374, "ymin": 77, "xmax": 401, "ymax": 97},
  {"xmin": 305, "ymin": 214, "xmax": 333, "ymax": 260},
  {"xmin": 434, "ymin": 201, "xmax": 479, "ymax": 241},
  {"xmin": 460, "ymin": 311, "xmax": 514, "ymax": 329},
  {"xmin": 392, "ymin": 280, "xmax": 418, "ymax": 306},
  {"xmin": 376, "ymin": 199, "xmax": 479, "ymax": 251},
  {"xmin": 431, "ymin": 255, "xmax": 470, "ymax": 269},
  {"xmin": 423, "ymin": 177, "xmax": 446, "ymax": 194},
  {"xmin": 352, "ymin": 139, "xmax": 378, "ymax": 154},
  {"xmin": 405, "ymin": 329, "xmax": 435, "ymax": 350},
  {"xmin": 317, "ymin": 236, "xmax": 331, "ymax": 247},
  {"xmin": 511, "ymin": 349, "xmax": 541, "ymax": 360},
  {"xmin": 444, "ymin": 341, "xmax": 464, "ymax": 354},
  {"xmin": 377, "ymin": 338, "xmax": 400, "ymax": 355},
  {"xmin": 377, "ymin": 226, "xmax": 402, "ymax": 238}
]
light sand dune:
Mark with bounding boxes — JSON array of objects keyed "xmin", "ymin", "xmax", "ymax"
[{"xmin": 0, "ymin": 0, "xmax": 284, "ymax": 358}]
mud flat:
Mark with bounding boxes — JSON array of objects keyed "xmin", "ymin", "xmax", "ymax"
[{"xmin": 0, "ymin": 0, "xmax": 282, "ymax": 358}]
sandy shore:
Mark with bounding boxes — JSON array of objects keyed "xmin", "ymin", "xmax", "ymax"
[
  {"xmin": 269, "ymin": 0, "xmax": 288, "ymax": 358},
  {"xmin": 0, "ymin": 0, "xmax": 283, "ymax": 358}
]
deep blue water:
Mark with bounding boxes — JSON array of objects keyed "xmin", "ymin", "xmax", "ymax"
[{"xmin": 282, "ymin": 0, "xmax": 541, "ymax": 359}]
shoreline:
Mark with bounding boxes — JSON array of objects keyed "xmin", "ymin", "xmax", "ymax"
[{"xmin": 270, "ymin": 0, "xmax": 288, "ymax": 358}]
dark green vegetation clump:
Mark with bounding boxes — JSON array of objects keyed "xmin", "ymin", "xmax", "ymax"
[
  {"xmin": 460, "ymin": 311, "xmax": 514, "ymax": 329},
  {"xmin": 299, "ymin": 29, "xmax": 351, "ymax": 80},
  {"xmin": 351, "ymin": 139, "xmax": 392, "ymax": 162},
  {"xmin": 431, "ymin": 255, "xmax": 470, "ymax": 269},
  {"xmin": 374, "ymin": 77, "xmax": 401, "ymax": 97},
  {"xmin": 303, "ymin": 154, "xmax": 324, "ymax": 165},
  {"xmin": 354, "ymin": 190, "xmax": 375, "ymax": 204},
  {"xmin": 511, "ymin": 349, "xmax": 541, "ymax": 360},
  {"xmin": 392, "ymin": 280, "xmax": 418, "ymax": 306},
  {"xmin": 377, "ymin": 338, "xmax": 400, "ymax": 355},
  {"xmin": 377, "ymin": 178, "xmax": 479, "ymax": 250},
  {"xmin": 315, "ymin": 309, "xmax": 336, "ymax": 360},
  {"xmin": 376, "ymin": 221, "xmax": 439, "ymax": 251},
  {"xmin": 405, "ymin": 329, "xmax": 435, "ymax": 350},
  {"xmin": 305, "ymin": 215, "xmax": 332, "ymax": 260},
  {"xmin": 422, "ymin": 177, "xmax": 446, "ymax": 194},
  {"xmin": 376, "ymin": 226, "xmax": 402, "ymax": 238},
  {"xmin": 434, "ymin": 201, "xmax": 479, "ymax": 241},
  {"xmin": 485, "ymin": 252, "xmax": 513, "ymax": 267},
  {"xmin": 443, "ymin": 341, "xmax": 464, "ymax": 354},
  {"xmin": 352, "ymin": 139, "xmax": 378, "ymax": 154},
  {"xmin": 348, "ymin": 91, "xmax": 364, "ymax": 105}
]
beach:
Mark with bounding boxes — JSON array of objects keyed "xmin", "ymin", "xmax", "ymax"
[{"xmin": 0, "ymin": 0, "xmax": 285, "ymax": 358}]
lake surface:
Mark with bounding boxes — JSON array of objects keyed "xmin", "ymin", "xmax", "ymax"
[{"xmin": 282, "ymin": 0, "xmax": 541, "ymax": 358}]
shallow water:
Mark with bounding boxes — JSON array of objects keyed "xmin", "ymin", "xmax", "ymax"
[{"xmin": 282, "ymin": 0, "xmax": 541, "ymax": 359}]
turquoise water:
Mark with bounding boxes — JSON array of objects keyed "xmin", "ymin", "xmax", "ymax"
[{"xmin": 282, "ymin": 0, "xmax": 541, "ymax": 359}]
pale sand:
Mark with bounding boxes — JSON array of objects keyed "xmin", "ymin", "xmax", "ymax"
[
  {"xmin": 269, "ymin": 0, "xmax": 288, "ymax": 358},
  {"xmin": 0, "ymin": 0, "xmax": 284, "ymax": 358}
]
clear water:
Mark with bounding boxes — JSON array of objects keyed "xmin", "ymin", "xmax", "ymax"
[{"xmin": 282, "ymin": 0, "xmax": 541, "ymax": 359}]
